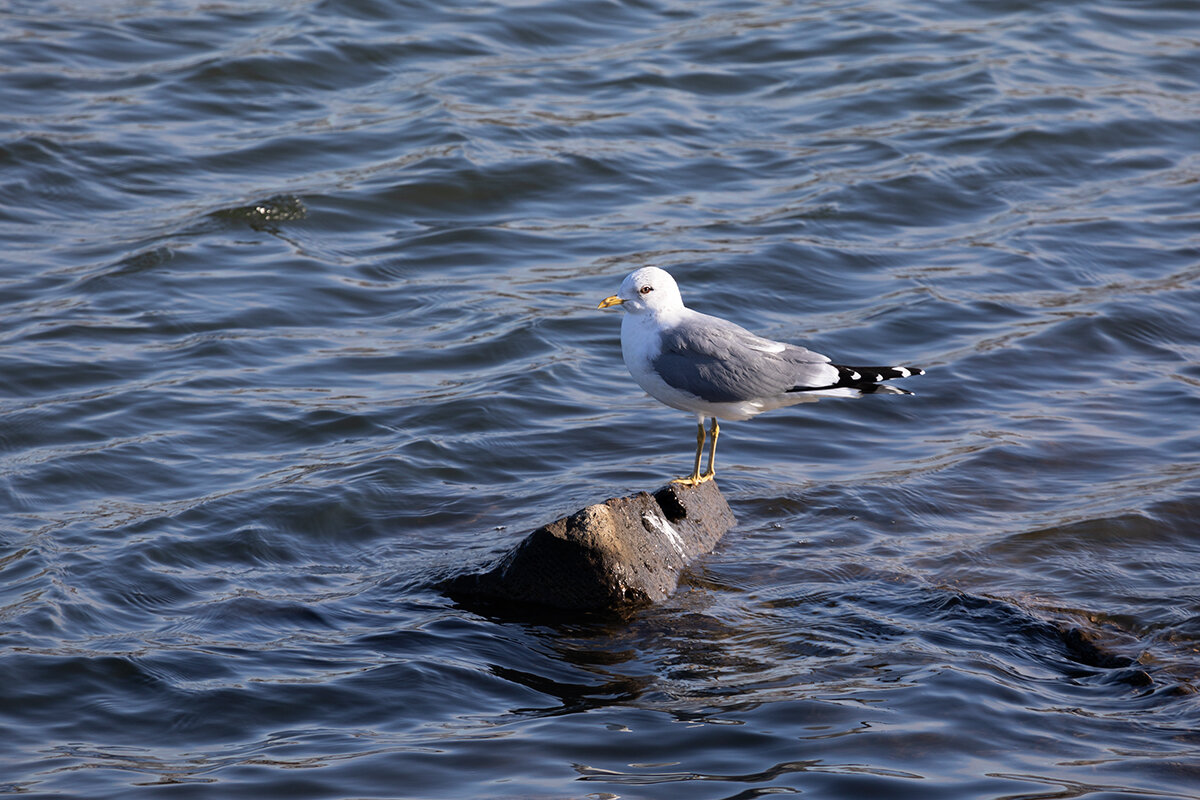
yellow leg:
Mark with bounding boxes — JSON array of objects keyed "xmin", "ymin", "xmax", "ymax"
[
  {"xmin": 673, "ymin": 419, "xmax": 719, "ymax": 486},
  {"xmin": 701, "ymin": 418, "xmax": 719, "ymax": 480},
  {"xmin": 672, "ymin": 420, "xmax": 707, "ymax": 486}
]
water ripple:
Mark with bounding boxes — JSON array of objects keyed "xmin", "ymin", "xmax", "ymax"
[{"xmin": 2, "ymin": 0, "xmax": 1199, "ymax": 797}]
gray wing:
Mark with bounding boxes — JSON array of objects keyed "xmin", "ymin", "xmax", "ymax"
[{"xmin": 652, "ymin": 312, "xmax": 837, "ymax": 403}]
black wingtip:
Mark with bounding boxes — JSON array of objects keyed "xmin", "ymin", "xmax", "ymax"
[{"xmin": 788, "ymin": 363, "xmax": 924, "ymax": 394}]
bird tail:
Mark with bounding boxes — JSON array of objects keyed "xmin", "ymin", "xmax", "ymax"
[
  {"xmin": 838, "ymin": 364, "xmax": 924, "ymax": 395},
  {"xmin": 787, "ymin": 364, "xmax": 924, "ymax": 396}
]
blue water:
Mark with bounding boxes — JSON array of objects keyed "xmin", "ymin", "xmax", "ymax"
[{"xmin": 2, "ymin": 0, "xmax": 1199, "ymax": 797}]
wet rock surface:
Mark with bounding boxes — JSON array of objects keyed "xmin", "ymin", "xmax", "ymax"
[{"xmin": 443, "ymin": 481, "xmax": 735, "ymax": 611}]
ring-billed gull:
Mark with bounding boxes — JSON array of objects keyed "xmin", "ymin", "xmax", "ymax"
[{"xmin": 598, "ymin": 266, "xmax": 923, "ymax": 485}]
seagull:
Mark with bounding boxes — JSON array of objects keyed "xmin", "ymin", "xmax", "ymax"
[{"xmin": 598, "ymin": 266, "xmax": 923, "ymax": 485}]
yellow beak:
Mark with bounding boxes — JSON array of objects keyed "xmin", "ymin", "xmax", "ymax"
[{"xmin": 597, "ymin": 295, "xmax": 624, "ymax": 309}]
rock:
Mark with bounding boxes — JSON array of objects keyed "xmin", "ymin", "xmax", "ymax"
[
  {"xmin": 442, "ymin": 480, "xmax": 735, "ymax": 611},
  {"xmin": 1058, "ymin": 625, "xmax": 1138, "ymax": 670}
]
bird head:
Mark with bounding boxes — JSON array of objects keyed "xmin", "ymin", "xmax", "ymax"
[{"xmin": 597, "ymin": 266, "xmax": 684, "ymax": 315}]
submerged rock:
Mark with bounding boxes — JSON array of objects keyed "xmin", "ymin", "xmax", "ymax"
[{"xmin": 442, "ymin": 480, "xmax": 735, "ymax": 611}]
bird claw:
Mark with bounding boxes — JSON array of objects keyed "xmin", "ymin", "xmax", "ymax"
[{"xmin": 671, "ymin": 472, "xmax": 715, "ymax": 487}]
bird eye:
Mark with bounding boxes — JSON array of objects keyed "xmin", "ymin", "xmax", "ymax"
[{"xmin": 639, "ymin": 285, "xmax": 653, "ymax": 295}]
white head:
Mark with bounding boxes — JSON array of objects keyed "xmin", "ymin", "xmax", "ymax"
[{"xmin": 597, "ymin": 266, "xmax": 685, "ymax": 316}]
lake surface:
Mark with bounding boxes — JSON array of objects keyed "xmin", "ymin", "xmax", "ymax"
[{"xmin": 2, "ymin": 0, "xmax": 1199, "ymax": 797}]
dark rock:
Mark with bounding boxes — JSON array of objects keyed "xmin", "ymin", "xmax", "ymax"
[
  {"xmin": 1058, "ymin": 625, "xmax": 1139, "ymax": 670},
  {"xmin": 930, "ymin": 588, "xmax": 1154, "ymax": 688},
  {"xmin": 442, "ymin": 481, "xmax": 735, "ymax": 611}
]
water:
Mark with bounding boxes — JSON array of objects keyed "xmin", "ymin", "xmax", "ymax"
[{"xmin": 2, "ymin": 0, "xmax": 1199, "ymax": 797}]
